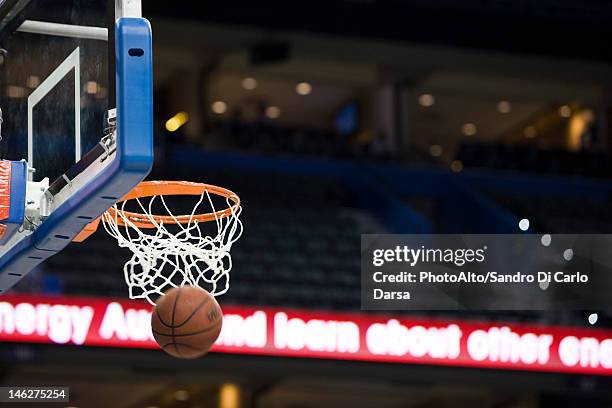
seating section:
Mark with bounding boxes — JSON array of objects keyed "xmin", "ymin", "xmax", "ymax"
[
  {"xmin": 490, "ymin": 193, "xmax": 612, "ymax": 233},
  {"xmin": 203, "ymin": 120, "xmax": 397, "ymax": 161},
  {"xmin": 223, "ymin": 206, "xmax": 364, "ymax": 310},
  {"xmin": 457, "ymin": 142, "xmax": 611, "ymax": 178},
  {"xmin": 203, "ymin": 124, "xmax": 612, "ymax": 178}
]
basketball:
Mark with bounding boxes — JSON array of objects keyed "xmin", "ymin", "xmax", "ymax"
[{"xmin": 151, "ymin": 286, "xmax": 223, "ymax": 359}]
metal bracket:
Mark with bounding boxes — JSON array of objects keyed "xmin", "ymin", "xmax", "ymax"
[
  {"xmin": 115, "ymin": 0, "xmax": 142, "ymax": 19},
  {"xmin": 25, "ymin": 178, "xmax": 50, "ymax": 227}
]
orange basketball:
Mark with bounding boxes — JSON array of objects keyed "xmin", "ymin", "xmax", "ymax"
[{"xmin": 151, "ymin": 286, "xmax": 223, "ymax": 359}]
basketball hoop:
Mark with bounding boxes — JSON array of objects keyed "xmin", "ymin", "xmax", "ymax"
[{"xmin": 101, "ymin": 181, "xmax": 243, "ymax": 305}]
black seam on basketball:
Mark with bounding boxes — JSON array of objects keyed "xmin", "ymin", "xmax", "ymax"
[
  {"xmin": 154, "ymin": 287, "xmax": 207, "ymax": 329},
  {"xmin": 154, "ymin": 288, "xmax": 182, "ymax": 328},
  {"xmin": 160, "ymin": 342, "xmax": 204, "ymax": 352},
  {"xmin": 171, "ymin": 287, "xmax": 182, "ymax": 357},
  {"xmin": 151, "ymin": 323, "xmax": 220, "ymax": 338},
  {"xmin": 173, "ymin": 296, "xmax": 211, "ymax": 328},
  {"xmin": 171, "ymin": 287, "xmax": 182, "ymax": 329},
  {"xmin": 155, "ymin": 307, "xmax": 174, "ymax": 328}
]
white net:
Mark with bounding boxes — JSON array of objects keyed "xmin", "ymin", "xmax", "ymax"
[{"xmin": 101, "ymin": 186, "xmax": 243, "ymax": 305}]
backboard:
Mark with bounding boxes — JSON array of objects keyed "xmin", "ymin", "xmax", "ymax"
[
  {"xmin": 0, "ymin": 0, "xmax": 153, "ymax": 292},
  {"xmin": 0, "ymin": 0, "xmax": 112, "ymax": 184}
]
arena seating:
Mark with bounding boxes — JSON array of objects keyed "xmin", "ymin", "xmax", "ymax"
[
  {"xmin": 489, "ymin": 193, "xmax": 612, "ymax": 233},
  {"xmin": 204, "ymin": 120, "xmax": 397, "ymax": 161},
  {"xmin": 457, "ymin": 142, "xmax": 611, "ymax": 178}
]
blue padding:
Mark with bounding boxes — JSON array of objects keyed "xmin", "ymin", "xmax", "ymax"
[
  {"xmin": 7, "ymin": 160, "xmax": 26, "ymax": 225},
  {"xmin": 0, "ymin": 161, "xmax": 27, "ymax": 246},
  {"xmin": 0, "ymin": 18, "xmax": 154, "ymax": 292},
  {"xmin": 0, "ymin": 161, "xmax": 28, "ymax": 245},
  {"xmin": 0, "ymin": 160, "xmax": 26, "ymax": 225}
]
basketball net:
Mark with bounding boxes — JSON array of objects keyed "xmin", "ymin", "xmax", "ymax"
[{"xmin": 101, "ymin": 181, "xmax": 243, "ymax": 305}]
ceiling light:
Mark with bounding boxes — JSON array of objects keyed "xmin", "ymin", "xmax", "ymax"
[
  {"xmin": 524, "ymin": 126, "xmax": 537, "ymax": 138},
  {"xmin": 165, "ymin": 111, "xmax": 189, "ymax": 132},
  {"xmin": 418, "ymin": 93, "xmax": 435, "ymax": 107},
  {"xmin": 461, "ymin": 123, "xmax": 477, "ymax": 136},
  {"xmin": 241, "ymin": 77, "xmax": 257, "ymax": 90},
  {"xmin": 429, "ymin": 144, "xmax": 442, "ymax": 157},
  {"xmin": 265, "ymin": 105, "xmax": 280, "ymax": 119},
  {"xmin": 295, "ymin": 82, "xmax": 312, "ymax": 95},
  {"xmin": 85, "ymin": 81, "xmax": 98, "ymax": 95},
  {"xmin": 558, "ymin": 105, "xmax": 571, "ymax": 118},
  {"xmin": 496, "ymin": 100, "xmax": 511, "ymax": 114},
  {"xmin": 26, "ymin": 75, "xmax": 40, "ymax": 89},
  {"xmin": 450, "ymin": 160, "xmax": 463, "ymax": 172},
  {"xmin": 211, "ymin": 101, "xmax": 227, "ymax": 114},
  {"xmin": 220, "ymin": 384, "xmax": 240, "ymax": 408},
  {"xmin": 173, "ymin": 390, "xmax": 190, "ymax": 401}
]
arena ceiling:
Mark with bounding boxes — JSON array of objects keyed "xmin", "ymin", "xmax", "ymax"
[{"xmin": 144, "ymin": 0, "xmax": 612, "ymax": 63}]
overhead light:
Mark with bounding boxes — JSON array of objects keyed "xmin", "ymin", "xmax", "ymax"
[
  {"xmin": 558, "ymin": 105, "xmax": 571, "ymax": 118},
  {"xmin": 265, "ymin": 105, "xmax": 280, "ymax": 119},
  {"xmin": 450, "ymin": 160, "xmax": 463, "ymax": 172},
  {"xmin": 173, "ymin": 390, "xmax": 190, "ymax": 401},
  {"xmin": 418, "ymin": 93, "xmax": 435, "ymax": 107},
  {"xmin": 241, "ymin": 77, "xmax": 257, "ymax": 90},
  {"xmin": 295, "ymin": 82, "xmax": 312, "ymax": 95},
  {"xmin": 219, "ymin": 383, "xmax": 240, "ymax": 408},
  {"xmin": 84, "ymin": 81, "xmax": 98, "ymax": 95},
  {"xmin": 497, "ymin": 100, "xmax": 511, "ymax": 114},
  {"xmin": 568, "ymin": 110, "xmax": 593, "ymax": 152},
  {"xmin": 165, "ymin": 111, "xmax": 189, "ymax": 132},
  {"xmin": 461, "ymin": 123, "xmax": 477, "ymax": 136},
  {"xmin": 211, "ymin": 101, "xmax": 227, "ymax": 114},
  {"xmin": 26, "ymin": 75, "xmax": 40, "ymax": 89},
  {"xmin": 429, "ymin": 144, "xmax": 442, "ymax": 157},
  {"xmin": 524, "ymin": 126, "xmax": 537, "ymax": 138}
]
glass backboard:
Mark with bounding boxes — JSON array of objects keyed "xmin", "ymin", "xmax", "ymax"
[
  {"xmin": 0, "ymin": 0, "xmax": 113, "ymax": 183},
  {"xmin": 0, "ymin": 0, "xmax": 153, "ymax": 292}
]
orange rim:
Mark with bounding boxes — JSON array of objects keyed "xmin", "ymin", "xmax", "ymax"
[{"xmin": 106, "ymin": 180, "xmax": 240, "ymax": 228}]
